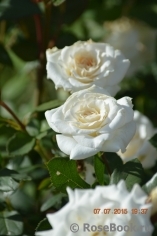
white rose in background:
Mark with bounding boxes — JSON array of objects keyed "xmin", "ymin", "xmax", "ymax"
[
  {"xmin": 46, "ymin": 40, "xmax": 130, "ymax": 95},
  {"xmin": 45, "ymin": 85, "xmax": 136, "ymax": 160},
  {"xmin": 35, "ymin": 181, "xmax": 153, "ymax": 236},
  {"xmin": 103, "ymin": 17, "xmax": 157, "ymax": 77},
  {"xmin": 118, "ymin": 110, "xmax": 157, "ymax": 168},
  {"xmin": 84, "ymin": 162, "xmax": 95, "ymax": 185}
]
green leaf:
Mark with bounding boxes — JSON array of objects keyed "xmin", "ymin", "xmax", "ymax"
[
  {"xmin": 94, "ymin": 155, "xmax": 105, "ymax": 185},
  {"xmin": 26, "ymin": 119, "xmax": 41, "ymax": 137},
  {"xmin": 0, "ymin": 211, "xmax": 23, "ymax": 236},
  {"xmin": 142, "ymin": 173, "xmax": 157, "ymax": 194},
  {"xmin": 40, "ymin": 192, "xmax": 66, "ymax": 212},
  {"xmin": 0, "ymin": 176, "xmax": 19, "ymax": 192},
  {"xmin": 0, "ymin": 168, "xmax": 31, "ymax": 193},
  {"xmin": 104, "ymin": 152, "xmax": 123, "ymax": 172},
  {"xmin": 149, "ymin": 134, "xmax": 157, "ymax": 148},
  {"xmin": 36, "ymin": 218, "xmax": 52, "ymax": 232},
  {"xmin": 47, "ymin": 158, "xmax": 90, "ymax": 193},
  {"xmin": 0, "ymin": 168, "xmax": 31, "ymax": 181},
  {"xmin": 110, "ymin": 159, "xmax": 145, "ymax": 191},
  {"xmin": 0, "ymin": 124, "xmax": 17, "ymax": 157},
  {"xmin": 0, "ymin": 0, "xmax": 41, "ymax": 20},
  {"xmin": 52, "ymin": 0, "xmax": 65, "ymax": 6},
  {"xmin": 7, "ymin": 131, "xmax": 36, "ymax": 157},
  {"xmin": 33, "ymin": 100, "xmax": 63, "ymax": 112},
  {"xmin": 0, "ymin": 200, "xmax": 6, "ymax": 211},
  {"xmin": 0, "ymin": 43, "xmax": 13, "ymax": 66}
]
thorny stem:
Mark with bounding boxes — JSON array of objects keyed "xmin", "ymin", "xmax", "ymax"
[{"xmin": 0, "ymin": 101, "xmax": 26, "ymax": 131}]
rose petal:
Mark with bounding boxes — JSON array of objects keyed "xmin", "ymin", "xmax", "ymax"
[
  {"xmin": 56, "ymin": 135, "xmax": 77, "ymax": 155},
  {"xmin": 70, "ymin": 144, "xmax": 98, "ymax": 160}
]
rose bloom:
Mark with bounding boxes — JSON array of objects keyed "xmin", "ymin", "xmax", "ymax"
[
  {"xmin": 46, "ymin": 39, "xmax": 130, "ymax": 95},
  {"xmin": 103, "ymin": 17, "xmax": 157, "ymax": 77},
  {"xmin": 45, "ymin": 85, "xmax": 136, "ymax": 160},
  {"xmin": 35, "ymin": 181, "xmax": 153, "ymax": 236},
  {"xmin": 117, "ymin": 111, "xmax": 157, "ymax": 168}
]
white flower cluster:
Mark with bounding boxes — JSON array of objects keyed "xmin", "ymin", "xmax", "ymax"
[
  {"xmin": 39, "ymin": 34, "xmax": 157, "ymax": 236},
  {"xmin": 36, "ymin": 181, "xmax": 153, "ymax": 236},
  {"xmin": 45, "ymin": 40, "xmax": 136, "ymax": 160}
]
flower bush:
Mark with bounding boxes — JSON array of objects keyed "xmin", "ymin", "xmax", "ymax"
[
  {"xmin": 45, "ymin": 85, "xmax": 136, "ymax": 159},
  {"xmin": 1, "ymin": 1, "xmax": 157, "ymax": 235},
  {"xmin": 46, "ymin": 40, "xmax": 130, "ymax": 95}
]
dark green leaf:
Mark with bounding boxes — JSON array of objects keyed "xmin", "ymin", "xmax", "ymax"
[
  {"xmin": 0, "ymin": 200, "xmax": 6, "ymax": 211},
  {"xmin": 0, "ymin": 168, "xmax": 19, "ymax": 193},
  {"xmin": 0, "ymin": 43, "xmax": 13, "ymax": 66},
  {"xmin": 36, "ymin": 218, "xmax": 52, "ymax": 232},
  {"xmin": 0, "ymin": 168, "xmax": 30, "ymax": 193},
  {"xmin": 0, "ymin": 211, "xmax": 23, "ymax": 236},
  {"xmin": 150, "ymin": 134, "xmax": 157, "ymax": 148},
  {"xmin": 104, "ymin": 152, "xmax": 123, "ymax": 172},
  {"xmin": 33, "ymin": 100, "xmax": 63, "ymax": 112},
  {"xmin": 110, "ymin": 159, "xmax": 145, "ymax": 191},
  {"xmin": 142, "ymin": 173, "xmax": 157, "ymax": 194},
  {"xmin": 47, "ymin": 158, "xmax": 90, "ymax": 193},
  {"xmin": 94, "ymin": 155, "xmax": 105, "ymax": 185},
  {"xmin": 0, "ymin": 0, "xmax": 41, "ymax": 20},
  {"xmin": 40, "ymin": 192, "xmax": 66, "ymax": 211},
  {"xmin": 7, "ymin": 132, "xmax": 36, "ymax": 157},
  {"xmin": 0, "ymin": 168, "xmax": 31, "ymax": 181}
]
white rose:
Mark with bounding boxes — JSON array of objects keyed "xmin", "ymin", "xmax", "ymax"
[
  {"xmin": 117, "ymin": 110, "xmax": 157, "ymax": 168},
  {"xmin": 45, "ymin": 85, "xmax": 136, "ymax": 160},
  {"xmin": 46, "ymin": 39, "xmax": 130, "ymax": 95},
  {"xmin": 35, "ymin": 180, "xmax": 153, "ymax": 236},
  {"xmin": 103, "ymin": 17, "xmax": 157, "ymax": 77}
]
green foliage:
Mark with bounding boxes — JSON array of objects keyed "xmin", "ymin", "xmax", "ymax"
[
  {"xmin": 7, "ymin": 131, "xmax": 36, "ymax": 157},
  {"xmin": 36, "ymin": 218, "xmax": 52, "ymax": 232},
  {"xmin": 0, "ymin": 211, "xmax": 23, "ymax": 236},
  {"xmin": 110, "ymin": 159, "xmax": 145, "ymax": 191},
  {"xmin": 47, "ymin": 158, "xmax": 90, "ymax": 193},
  {"xmin": 94, "ymin": 155, "xmax": 105, "ymax": 185},
  {"xmin": 40, "ymin": 192, "xmax": 66, "ymax": 211}
]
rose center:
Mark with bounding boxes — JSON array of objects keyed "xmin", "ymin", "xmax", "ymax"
[{"xmin": 75, "ymin": 55, "xmax": 96, "ymax": 69}]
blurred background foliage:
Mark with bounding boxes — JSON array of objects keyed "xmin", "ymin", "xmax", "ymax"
[{"xmin": 0, "ymin": 0, "xmax": 157, "ymax": 235}]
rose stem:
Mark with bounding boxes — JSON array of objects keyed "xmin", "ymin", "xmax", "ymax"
[
  {"xmin": 101, "ymin": 153, "xmax": 112, "ymax": 176},
  {"xmin": 32, "ymin": 0, "xmax": 50, "ymax": 106},
  {"xmin": 0, "ymin": 100, "xmax": 26, "ymax": 131}
]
